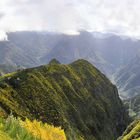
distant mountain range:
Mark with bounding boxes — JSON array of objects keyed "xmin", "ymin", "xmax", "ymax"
[
  {"xmin": 115, "ymin": 54, "xmax": 140, "ymax": 98},
  {"xmin": 1, "ymin": 31, "xmax": 140, "ymax": 98},
  {"xmin": 2, "ymin": 31, "xmax": 140, "ymax": 139},
  {"xmin": 123, "ymin": 93, "xmax": 140, "ymax": 119}
]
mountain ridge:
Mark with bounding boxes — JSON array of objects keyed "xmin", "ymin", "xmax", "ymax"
[
  {"xmin": 1, "ymin": 31, "xmax": 139, "ymax": 76},
  {"xmin": 0, "ymin": 59, "xmax": 129, "ymax": 140}
]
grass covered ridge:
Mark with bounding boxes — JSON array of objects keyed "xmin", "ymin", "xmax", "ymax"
[
  {"xmin": 0, "ymin": 59, "xmax": 129, "ymax": 140},
  {"xmin": 119, "ymin": 119, "xmax": 140, "ymax": 140}
]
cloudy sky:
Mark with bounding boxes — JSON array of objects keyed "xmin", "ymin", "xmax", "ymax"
[{"xmin": 0, "ymin": 0, "xmax": 140, "ymax": 39}]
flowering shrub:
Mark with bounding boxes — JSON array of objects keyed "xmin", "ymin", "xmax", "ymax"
[
  {"xmin": 0, "ymin": 116, "xmax": 66, "ymax": 140},
  {"xmin": 20, "ymin": 118, "xmax": 66, "ymax": 140}
]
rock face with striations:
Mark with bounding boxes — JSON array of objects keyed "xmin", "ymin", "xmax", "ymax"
[{"xmin": 0, "ymin": 59, "xmax": 129, "ymax": 140}]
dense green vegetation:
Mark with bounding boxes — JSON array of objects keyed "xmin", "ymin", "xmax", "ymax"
[
  {"xmin": 0, "ymin": 115, "xmax": 37, "ymax": 140},
  {"xmin": 0, "ymin": 59, "xmax": 129, "ymax": 140},
  {"xmin": 119, "ymin": 119, "xmax": 140, "ymax": 140}
]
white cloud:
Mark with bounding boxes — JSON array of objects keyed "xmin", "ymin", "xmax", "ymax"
[{"xmin": 0, "ymin": 0, "xmax": 140, "ymax": 39}]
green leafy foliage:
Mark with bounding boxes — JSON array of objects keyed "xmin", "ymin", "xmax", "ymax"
[
  {"xmin": 0, "ymin": 115, "xmax": 37, "ymax": 140},
  {"xmin": 0, "ymin": 115, "xmax": 66, "ymax": 140}
]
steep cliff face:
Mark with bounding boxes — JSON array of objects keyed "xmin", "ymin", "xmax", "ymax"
[{"xmin": 0, "ymin": 59, "xmax": 129, "ymax": 140}]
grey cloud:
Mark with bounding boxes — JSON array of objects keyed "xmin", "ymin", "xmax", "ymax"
[
  {"xmin": 0, "ymin": 0, "xmax": 140, "ymax": 39},
  {"xmin": 0, "ymin": 13, "xmax": 4, "ymax": 19}
]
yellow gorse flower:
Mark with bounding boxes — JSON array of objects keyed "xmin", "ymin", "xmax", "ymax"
[{"xmin": 20, "ymin": 118, "xmax": 66, "ymax": 140}]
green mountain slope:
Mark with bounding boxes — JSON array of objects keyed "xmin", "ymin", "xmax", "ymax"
[
  {"xmin": 119, "ymin": 119, "xmax": 140, "ymax": 140},
  {"xmin": 0, "ymin": 59, "xmax": 129, "ymax": 140}
]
